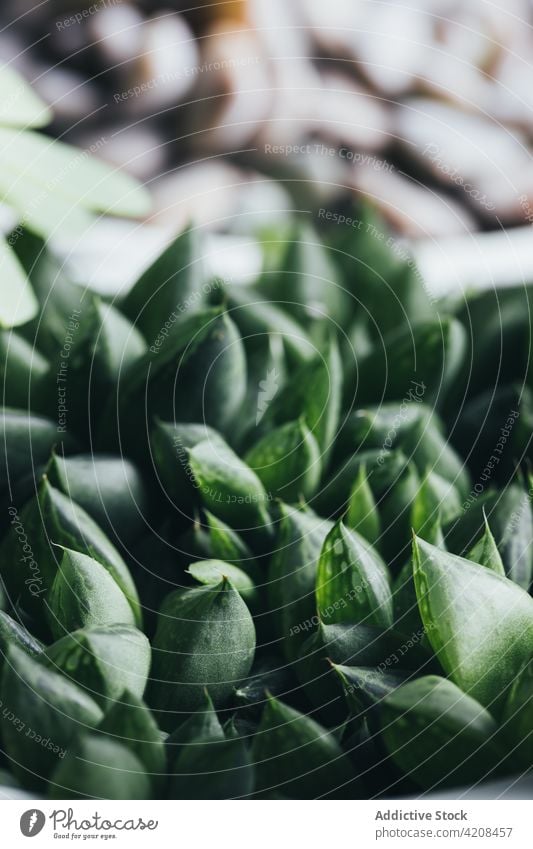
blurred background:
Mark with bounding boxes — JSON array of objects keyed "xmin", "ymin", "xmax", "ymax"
[{"xmin": 2, "ymin": 0, "xmax": 533, "ymax": 294}]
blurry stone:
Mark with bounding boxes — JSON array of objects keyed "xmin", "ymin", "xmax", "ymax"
[
  {"xmin": 32, "ymin": 68, "xmax": 101, "ymax": 124},
  {"xmin": 74, "ymin": 124, "xmax": 166, "ymax": 182},
  {"xmin": 151, "ymin": 160, "xmax": 291, "ymax": 232},
  {"xmin": 395, "ymin": 99, "xmax": 530, "ymax": 186},
  {"xmin": 316, "ymin": 71, "xmax": 390, "ymax": 152},
  {"xmin": 88, "ymin": 5, "xmax": 144, "ymax": 66},
  {"xmin": 184, "ymin": 22, "xmax": 271, "ymax": 151},
  {"xmin": 350, "ymin": 164, "xmax": 476, "ymax": 237}
]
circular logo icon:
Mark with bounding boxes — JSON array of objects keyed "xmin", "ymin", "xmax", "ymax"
[{"xmin": 20, "ymin": 810, "xmax": 46, "ymax": 837}]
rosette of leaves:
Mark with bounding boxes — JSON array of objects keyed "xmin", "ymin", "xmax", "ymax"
[{"xmin": 0, "ymin": 64, "xmax": 149, "ymax": 330}]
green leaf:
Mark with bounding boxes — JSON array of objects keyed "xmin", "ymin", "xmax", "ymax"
[
  {"xmin": 0, "ymin": 126, "xmax": 150, "ymax": 218},
  {"xmin": 333, "ymin": 664, "xmax": 409, "ymax": 720},
  {"xmin": 0, "ymin": 329, "xmax": 49, "ymax": 410},
  {"xmin": 46, "ymin": 452, "xmax": 149, "ymax": 546},
  {"xmin": 99, "ymin": 690, "xmax": 166, "ymax": 779},
  {"xmin": 0, "ymin": 611, "xmax": 43, "ymax": 676},
  {"xmin": 345, "ymin": 464, "xmax": 381, "ymax": 546},
  {"xmin": 502, "ymin": 658, "xmax": 533, "ymax": 769},
  {"xmin": 47, "ymin": 549, "xmax": 136, "ymax": 640},
  {"xmin": 44, "ymin": 624, "xmax": 150, "ymax": 709},
  {"xmin": 187, "ymin": 559, "xmax": 258, "ymax": 607},
  {"xmin": 252, "ymin": 695, "xmax": 358, "ymax": 798},
  {"xmin": 1, "ymin": 646, "xmax": 103, "ymax": 790},
  {"xmin": 0, "ymin": 408, "xmax": 76, "ymax": 488},
  {"xmin": 0, "ymin": 236, "xmax": 39, "ymax": 327},
  {"xmin": 109, "ymin": 309, "xmax": 247, "ymax": 452},
  {"xmin": 380, "ymin": 676, "xmax": 504, "ymax": 789},
  {"xmin": 445, "ymin": 484, "xmax": 533, "ymax": 589},
  {"xmin": 48, "ymin": 734, "xmax": 150, "ymax": 799},
  {"xmin": 316, "ymin": 520, "xmax": 393, "ymax": 628},
  {"xmin": 263, "ymin": 335, "xmax": 343, "ymax": 461},
  {"xmin": 245, "ymin": 419, "xmax": 321, "ymax": 501},
  {"xmin": 411, "ymin": 472, "xmax": 461, "ymax": 536},
  {"xmin": 150, "ymin": 578, "xmax": 256, "ymax": 728},
  {"xmin": 413, "ymin": 536, "xmax": 533, "ymax": 711},
  {"xmin": 122, "ymin": 225, "xmax": 207, "ymax": 342},
  {"xmin": 181, "ymin": 510, "xmax": 261, "ymax": 583},
  {"xmin": 0, "ymin": 478, "xmax": 141, "ymax": 625},
  {"xmin": 267, "ymin": 503, "xmax": 332, "ymax": 661},
  {"xmin": 379, "ymin": 461, "xmax": 420, "ymax": 566},
  {"xmin": 169, "ymin": 729, "xmax": 253, "ymax": 799},
  {"xmin": 466, "ymin": 511, "xmax": 505, "ymax": 576},
  {"xmin": 0, "ymin": 64, "xmax": 52, "ymax": 128},
  {"xmin": 356, "ymin": 318, "xmax": 466, "ymax": 405},
  {"xmin": 228, "ymin": 287, "xmax": 313, "ymax": 367},
  {"xmin": 188, "ymin": 438, "xmax": 272, "ymax": 535},
  {"xmin": 260, "ymin": 222, "xmax": 350, "ymax": 326}
]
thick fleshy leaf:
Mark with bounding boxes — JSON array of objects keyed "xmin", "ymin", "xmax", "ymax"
[
  {"xmin": 228, "ymin": 287, "xmax": 313, "ymax": 367},
  {"xmin": 0, "ymin": 126, "xmax": 150, "ymax": 218},
  {"xmin": 245, "ymin": 419, "xmax": 321, "ymax": 501},
  {"xmin": 180, "ymin": 510, "xmax": 260, "ymax": 582},
  {"xmin": 122, "ymin": 225, "xmax": 206, "ymax": 342},
  {"xmin": 99, "ymin": 690, "xmax": 166, "ymax": 779},
  {"xmin": 317, "ymin": 520, "xmax": 393, "ymax": 628},
  {"xmin": 262, "ymin": 336, "xmax": 342, "ymax": 461},
  {"xmin": 0, "ymin": 330, "xmax": 49, "ymax": 411},
  {"xmin": 252, "ymin": 695, "xmax": 359, "ymax": 798},
  {"xmin": 44, "ymin": 624, "xmax": 150, "ymax": 708},
  {"xmin": 0, "ymin": 237, "xmax": 39, "ymax": 327},
  {"xmin": 267, "ymin": 504, "xmax": 332, "ymax": 661},
  {"xmin": 107, "ymin": 309, "xmax": 246, "ymax": 452},
  {"xmin": 333, "ymin": 664, "xmax": 410, "ymax": 720},
  {"xmin": 296, "ymin": 620, "xmax": 434, "ymax": 728},
  {"xmin": 413, "ymin": 536, "xmax": 533, "ymax": 711},
  {"xmin": 0, "ymin": 64, "xmax": 51, "ymax": 128},
  {"xmin": 0, "ymin": 408, "xmax": 75, "ymax": 489},
  {"xmin": 380, "ymin": 676, "xmax": 505, "ymax": 789},
  {"xmin": 188, "ymin": 438, "xmax": 272, "ymax": 535},
  {"xmin": 48, "ymin": 734, "xmax": 150, "ymax": 800},
  {"xmin": 345, "ymin": 464, "xmax": 381, "ymax": 546},
  {"xmin": 445, "ymin": 484, "xmax": 533, "ymax": 589},
  {"xmin": 466, "ymin": 512, "xmax": 505, "ymax": 576},
  {"xmin": 0, "ymin": 478, "xmax": 140, "ymax": 624},
  {"xmin": 187, "ymin": 559, "xmax": 258, "ymax": 607},
  {"xmin": 150, "ymin": 579, "xmax": 255, "ymax": 728},
  {"xmin": 501, "ymin": 658, "xmax": 533, "ymax": 769},
  {"xmin": 46, "ymin": 452, "xmax": 149, "ymax": 546},
  {"xmin": 260, "ymin": 223, "xmax": 350, "ymax": 326},
  {"xmin": 1, "ymin": 646, "xmax": 103, "ymax": 790},
  {"xmin": 0, "ymin": 610, "xmax": 43, "ymax": 676},
  {"xmin": 356, "ymin": 318, "xmax": 466, "ymax": 405},
  {"xmin": 47, "ymin": 549, "xmax": 136, "ymax": 639}
]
